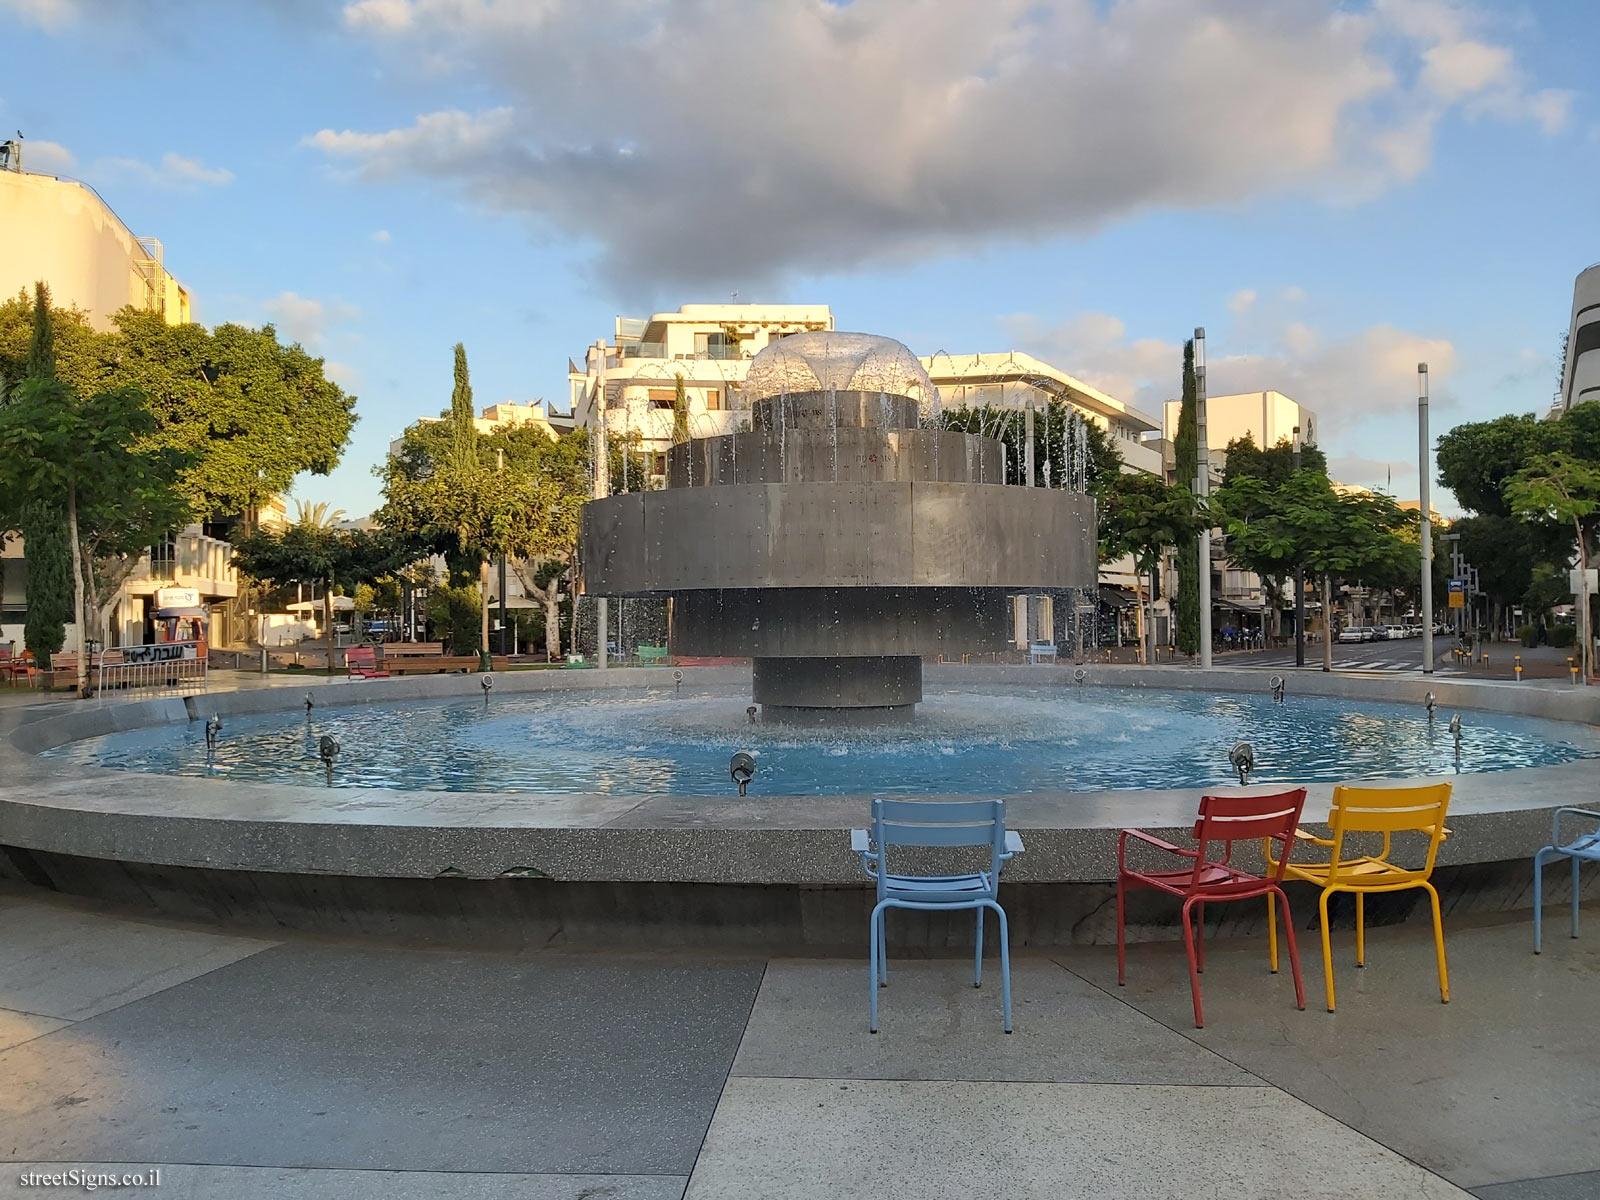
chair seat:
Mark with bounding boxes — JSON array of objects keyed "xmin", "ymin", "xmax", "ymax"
[
  {"xmin": 1285, "ymin": 858, "xmax": 1419, "ymax": 886},
  {"xmin": 1556, "ymin": 832, "xmax": 1600, "ymax": 859},
  {"xmin": 1123, "ymin": 862, "xmax": 1269, "ymax": 897},
  {"xmin": 882, "ymin": 871, "xmax": 994, "ymax": 904}
]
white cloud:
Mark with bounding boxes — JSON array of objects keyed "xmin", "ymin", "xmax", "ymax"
[
  {"xmin": 1282, "ymin": 285, "xmax": 1307, "ymax": 304},
  {"xmin": 19, "ymin": 139, "xmax": 75, "ymax": 174},
  {"xmin": 1001, "ymin": 301, "xmax": 1456, "ymax": 444},
  {"xmin": 1228, "ymin": 289, "xmax": 1257, "ymax": 316},
  {"xmin": 370, "ymin": 229, "xmax": 391, "ymax": 243},
  {"xmin": 307, "ymin": 0, "xmax": 1570, "ymax": 289},
  {"xmin": 0, "ymin": 0, "xmax": 76, "ymax": 30},
  {"xmin": 101, "ymin": 151, "xmax": 233, "ymax": 189},
  {"xmin": 323, "ymin": 360, "xmax": 361, "ymax": 389},
  {"xmin": 263, "ymin": 291, "xmax": 359, "ymax": 351}
]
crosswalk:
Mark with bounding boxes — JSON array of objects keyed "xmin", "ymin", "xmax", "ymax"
[{"xmin": 1233, "ymin": 652, "xmax": 1460, "ymax": 674}]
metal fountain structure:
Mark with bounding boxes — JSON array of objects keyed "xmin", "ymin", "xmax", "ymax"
[{"xmin": 580, "ymin": 332, "xmax": 1098, "ymax": 720}]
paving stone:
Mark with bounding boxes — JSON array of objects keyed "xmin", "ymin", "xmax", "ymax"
[
  {"xmin": 684, "ymin": 1078, "xmax": 1469, "ymax": 1200},
  {"xmin": 732, "ymin": 957, "xmax": 1254, "ymax": 1084},
  {"xmin": 0, "ymin": 1006, "xmax": 69, "ymax": 1052},
  {"xmin": 0, "ymin": 945, "xmax": 761, "ymax": 1175}
]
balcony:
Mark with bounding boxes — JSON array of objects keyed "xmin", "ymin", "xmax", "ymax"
[
  {"xmin": 127, "ymin": 531, "xmax": 239, "ymax": 600},
  {"xmin": 618, "ymin": 342, "xmax": 748, "ymax": 362}
]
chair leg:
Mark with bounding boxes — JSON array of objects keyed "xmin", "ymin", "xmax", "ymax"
[
  {"xmin": 877, "ymin": 908, "xmax": 888, "ymax": 986},
  {"xmin": 1180, "ymin": 897, "xmax": 1204, "ymax": 1028},
  {"xmin": 992, "ymin": 901, "xmax": 1013, "ymax": 1034},
  {"xmin": 1355, "ymin": 892, "xmax": 1365, "ymax": 967},
  {"xmin": 876, "ymin": 902, "xmax": 889, "ymax": 1036},
  {"xmin": 1318, "ymin": 888, "xmax": 1337, "ymax": 1013},
  {"xmin": 1116, "ymin": 874, "xmax": 1128, "ymax": 986},
  {"xmin": 1194, "ymin": 901, "xmax": 1205, "ymax": 973},
  {"xmin": 1534, "ymin": 850, "xmax": 1547, "ymax": 953},
  {"xmin": 974, "ymin": 906, "xmax": 984, "ymax": 989},
  {"xmin": 1267, "ymin": 889, "xmax": 1279, "ymax": 974},
  {"xmin": 1574, "ymin": 853, "xmax": 1583, "ymax": 941},
  {"xmin": 1273, "ymin": 886, "xmax": 1306, "ymax": 1011},
  {"xmin": 1423, "ymin": 881, "xmax": 1450, "ymax": 1004}
]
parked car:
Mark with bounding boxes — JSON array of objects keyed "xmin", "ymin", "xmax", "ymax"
[{"xmin": 1338, "ymin": 627, "xmax": 1370, "ymax": 644}]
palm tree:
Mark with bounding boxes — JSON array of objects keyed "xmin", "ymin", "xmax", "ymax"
[{"xmin": 291, "ymin": 500, "xmax": 347, "ymax": 529}]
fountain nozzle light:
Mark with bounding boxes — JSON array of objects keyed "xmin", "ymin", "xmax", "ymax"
[
  {"xmin": 319, "ymin": 734, "xmax": 340, "ymax": 765},
  {"xmin": 674, "ymin": 668, "xmax": 684, "ymax": 695},
  {"xmin": 305, "ymin": 692, "xmax": 315, "ymax": 714},
  {"xmin": 481, "ymin": 674, "xmax": 494, "ymax": 698},
  {"xmin": 730, "ymin": 751, "xmax": 756, "ymax": 797},
  {"xmin": 1425, "ymin": 691, "xmax": 1437, "ymax": 720},
  {"xmin": 1269, "ymin": 676, "xmax": 1285, "ymax": 704},
  {"xmin": 1228, "ymin": 741, "xmax": 1255, "ymax": 786},
  {"xmin": 204, "ymin": 714, "xmax": 221, "ymax": 751},
  {"xmin": 1073, "ymin": 667, "xmax": 1087, "ymax": 686},
  {"xmin": 747, "ymin": 705, "xmax": 759, "ymax": 724}
]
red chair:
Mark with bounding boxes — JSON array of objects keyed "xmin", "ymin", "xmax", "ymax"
[{"xmin": 1117, "ymin": 788, "xmax": 1308, "ymax": 1027}]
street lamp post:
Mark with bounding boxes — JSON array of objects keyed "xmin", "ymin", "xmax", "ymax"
[
  {"xmin": 1418, "ymin": 364, "xmax": 1435, "ymax": 675},
  {"xmin": 1195, "ymin": 327, "xmax": 1212, "ymax": 668},
  {"xmin": 594, "ymin": 341, "xmax": 609, "ymax": 671},
  {"xmin": 1293, "ymin": 425, "xmax": 1305, "ymax": 668}
]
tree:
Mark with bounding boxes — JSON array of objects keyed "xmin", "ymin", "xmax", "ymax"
[
  {"xmin": 232, "ymin": 523, "xmax": 416, "ymax": 673},
  {"xmin": 290, "ymin": 500, "xmax": 347, "ymax": 529},
  {"xmin": 510, "ymin": 558, "xmax": 569, "ymax": 660},
  {"xmin": 1505, "ymin": 452, "xmax": 1600, "ymax": 682},
  {"xmin": 672, "ymin": 373, "xmax": 689, "ymax": 446},
  {"xmin": 1173, "ymin": 339, "xmax": 1199, "ymax": 656},
  {"xmin": 1099, "ymin": 472, "xmax": 1207, "ymax": 664},
  {"xmin": 6, "ymin": 285, "xmax": 73, "ymax": 662},
  {"xmin": 1220, "ymin": 434, "xmax": 1327, "ymax": 488},
  {"xmin": 1435, "ymin": 413, "xmax": 1542, "ymax": 518},
  {"xmin": 0, "ymin": 376, "xmax": 191, "ymax": 696}
]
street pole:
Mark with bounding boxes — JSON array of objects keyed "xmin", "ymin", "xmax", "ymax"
[
  {"xmin": 1195, "ymin": 327, "xmax": 1212, "ymax": 668},
  {"xmin": 1293, "ymin": 425, "xmax": 1305, "ymax": 668},
  {"xmin": 1418, "ymin": 363, "xmax": 1435, "ymax": 675},
  {"xmin": 594, "ymin": 342, "xmax": 609, "ymax": 671}
]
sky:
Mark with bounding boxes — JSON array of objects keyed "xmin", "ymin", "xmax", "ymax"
[{"xmin": 2, "ymin": 0, "xmax": 1596, "ymax": 517}]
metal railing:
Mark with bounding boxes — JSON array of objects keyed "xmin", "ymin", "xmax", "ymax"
[{"xmin": 95, "ymin": 642, "xmax": 208, "ymax": 696}]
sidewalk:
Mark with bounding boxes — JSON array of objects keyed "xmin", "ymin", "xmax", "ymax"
[{"xmin": 0, "ymin": 882, "xmax": 1593, "ymax": 1198}]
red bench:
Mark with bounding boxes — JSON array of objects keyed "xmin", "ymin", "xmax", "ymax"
[{"xmin": 346, "ymin": 646, "xmax": 390, "ymax": 679}]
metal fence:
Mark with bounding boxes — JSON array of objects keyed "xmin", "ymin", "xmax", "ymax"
[{"xmin": 95, "ymin": 642, "xmax": 208, "ymax": 696}]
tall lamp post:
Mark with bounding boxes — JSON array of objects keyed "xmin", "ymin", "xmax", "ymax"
[
  {"xmin": 1195, "ymin": 327, "xmax": 1212, "ymax": 668},
  {"xmin": 594, "ymin": 341, "xmax": 609, "ymax": 671},
  {"xmin": 1418, "ymin": 363, "xmax": 1435, "ymax": 675},
  {"xmin": 1293, "ymin": 424, "xmax": 1305, "ymax": 668}
]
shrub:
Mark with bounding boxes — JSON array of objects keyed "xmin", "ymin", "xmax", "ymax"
[
  {"xmin": 1517, "ymin": 623, "xmax": 1539, "ymax": 647},
  {"xmin": 1548, "ymin": 624, "xmax": 1577, "ymax": 648}
]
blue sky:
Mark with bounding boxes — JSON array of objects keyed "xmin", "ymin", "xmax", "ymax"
[{"xmin": 2, "ymin": 0, "xmax": 1596, "ymax": 516}]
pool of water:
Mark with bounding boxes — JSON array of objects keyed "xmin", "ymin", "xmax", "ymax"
[{"xmin": 40, "ymin": 686, "xmax": 1600, "ymax": 795}]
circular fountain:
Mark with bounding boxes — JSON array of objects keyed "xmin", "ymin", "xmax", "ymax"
[{"xmin": 579, "ymin": 332, "xmax": 1098, "ymax": 719}]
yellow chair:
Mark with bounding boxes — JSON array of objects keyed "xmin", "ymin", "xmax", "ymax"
[{"xmin": 1267, "ymin": 782, "xmax": 1452, "ymax": 1013}]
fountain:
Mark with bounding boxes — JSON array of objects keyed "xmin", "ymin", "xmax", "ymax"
[{"xmin": 578, "ymin": 332, "xmax": 1098, "ymax": 719}]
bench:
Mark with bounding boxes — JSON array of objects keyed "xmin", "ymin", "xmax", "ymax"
[
  {"xmin": 346, "ymin": 645, "xmax": 390, "ymax": 680},
  {"xmin": 380, "ymin": 655, "xmax": 509, "ymax": 675},
  {"xmin": 637, "ymin": 645, "xmax": 669, "ymax": 665},
  {"xmin": 1028, "ymin": 641, "xmax": 1058, "ymax": 664},
  {"xmin": 382, "ymin": 641, "xmax": 445, "ymax": 659}
]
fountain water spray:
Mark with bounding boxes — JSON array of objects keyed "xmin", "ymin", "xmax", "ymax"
[{"xmin": 1228, "ymin": 741, "xmax": 1255, "ymax": 786}]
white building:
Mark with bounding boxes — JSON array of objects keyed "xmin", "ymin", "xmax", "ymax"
[
  {"xmin": 570, "ymin": 304, "xmax": 835, "ymax": 480},
  {"xmin": 1560, "ymin": 263, "xmax": 1600, "ymax": 413},
  {"xmin": 390, "ymin": 399, "xmax": 568, "ymax": 459},
  {"xmin": 1163, "ymin": 389, "xmax": 1318, "ymax": 471}
]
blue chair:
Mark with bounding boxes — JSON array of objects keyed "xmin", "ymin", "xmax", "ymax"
[
  {"xmin": 851, "ymin": 798, "xmax": 1025, "ymax": 1034},
  {"xmin": 1534, "ymin": 807, "xmax": 1600, "ymax": 952}
]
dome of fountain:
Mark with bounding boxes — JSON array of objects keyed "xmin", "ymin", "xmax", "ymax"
[{"xmin": 740, "ymin": 331, "xmax": 940, "ymax": 423}]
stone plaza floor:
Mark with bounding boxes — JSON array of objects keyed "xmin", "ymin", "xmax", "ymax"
[{"xmin": 0, "ymin": 882, "xmax": 1595, "ymax": 1198}]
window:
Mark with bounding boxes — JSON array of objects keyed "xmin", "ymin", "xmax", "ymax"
[
  {"xmin": 704, "ymin": 388, "xmax": 721, "ymax": 411},
  {"xmin": 646, "ymin": 388, "xmax": 676, "ymax": 410}
]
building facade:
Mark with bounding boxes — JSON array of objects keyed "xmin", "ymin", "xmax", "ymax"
[
  {"xmin": 1163, "ymin": 389, "xmax": 1317, "ymax": 468},
  {"xmin": 1561, "ymin": 263, "xmax": 1600, "ymax": 413},
  {"xmin": 570, "ymin": 304, "xmax": 835, "ymax": 481},
  {"xmin": 390, "ymin": 399, "xmax": 568, "ymax": 459},
  {"xmin": 0, "ymin": 155, "xmax": 191, "ymax": 328}
]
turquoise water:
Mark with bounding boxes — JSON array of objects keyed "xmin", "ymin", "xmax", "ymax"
[{"xmin": 41, "ymin": 686, "xmax": 1600, "ymax": 795}]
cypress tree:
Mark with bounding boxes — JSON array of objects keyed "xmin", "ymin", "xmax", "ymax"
[
  {"xmin": 1174, "ymin": 338, "xmax": 1200, "ymax": 657},
  {"xmin": 19, "ymin": 282, "xmax": 70, "ymax": 661}
]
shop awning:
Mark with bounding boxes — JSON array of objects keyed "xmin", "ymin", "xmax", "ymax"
[
  {"xmin": 1099, "ymin": 586, "xmax": 1139, "ymax": 608},
  {"xmin": 154, "ymin": 606, "xmax": 209, "ymax": 618},
  {"xmin": 1214, "ymin": 597, "xmax": 1264, "ymax": 613}
]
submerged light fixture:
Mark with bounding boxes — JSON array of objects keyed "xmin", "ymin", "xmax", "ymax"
[
  {"xmin": 1228, "ymin": 741, "xmax": 1255, "ymax": 786},
  {"xmin": 730, "ymin": 751, "xmax": 756, "ymax": 796}
]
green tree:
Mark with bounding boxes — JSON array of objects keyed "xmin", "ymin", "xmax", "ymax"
[
  {"xmin": 1435, "ymin": 413, "xmax": 1542, "ymax": 518},
  {"xmin": 232, "ymin": 523, "xmax": 415, "ymax": 673},
  {"xmin": 0, "ymin": 376, "xmax": 190, "ymax": 696},
  {"xmin": 672, "ymin": 373, "xmax": 689, "ymax": 446},
  {"xmin": 1173, "ymin": 339, "xmax": 1200, "ymax": 656},
  {"xmin": 1099, "ymin": 472, "xmax": 1207, "ymax": 664},
  {"xmin": 290, "ymin": 500, "xmax": 347, "ymax": 529},
  {"xmin": 1220, "ymin": 434, "xmax": 1327, "ymax": 488},
  {"xmin": 6, "ymin": 285, "xmax": 73, "ymax": 661},
  {"xmin": 1505, "ymin": 452, "xmax": 1600, "ymax": 681}
]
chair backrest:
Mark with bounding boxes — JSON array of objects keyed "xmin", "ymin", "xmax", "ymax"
[
  {"xmin": 346, "ymin": 646, "xmax": 377, "ymax": 669},
  {"xmin": 1327, "ymin": 782, "xmax": 1452, "ymax": 876},
  {"xmin": 1193, "ymin": 788, "xmax": 1307, "ymax": 885},
  {"xmin": 870, "ymin": 798, "xmax": 1005, "ymax": 891}
]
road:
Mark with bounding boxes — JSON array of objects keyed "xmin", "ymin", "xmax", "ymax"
[{"xmin": 1224, "ymin": 635, "xmax": 1456, "ymax": 674}]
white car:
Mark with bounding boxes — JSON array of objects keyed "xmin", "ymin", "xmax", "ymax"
[{"xmin": 1338, "ymin": 627, "xmax": 1372, "ymax": 643}]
